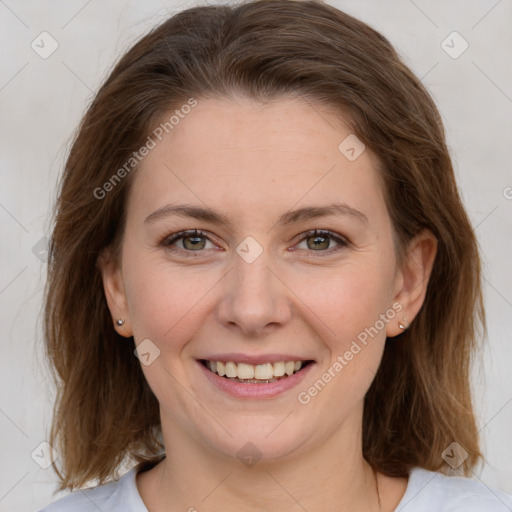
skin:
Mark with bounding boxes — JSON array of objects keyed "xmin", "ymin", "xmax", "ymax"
[{"xmin": 100, "ymin": 96, "xmax": 437, "ymax": 512}]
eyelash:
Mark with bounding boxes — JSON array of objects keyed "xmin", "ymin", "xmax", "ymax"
[{"xmin": 161, "ymin": 228, "xmax": 349, "ymax": 257}]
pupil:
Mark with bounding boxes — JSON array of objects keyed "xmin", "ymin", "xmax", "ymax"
[
  {"xmin": 184, "ymin": 235, "xmax": 205, "ymax": 250},
  {"xmin": 308, "ymin": 234, "xmax": 328, "ymax": 250}
]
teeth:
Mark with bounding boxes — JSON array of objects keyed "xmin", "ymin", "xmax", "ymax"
[
  {"xmin": 237, "ymin": 363, "xmax": 255, "ymax": 379},
  {"xmin": 285, "ymin": 361, "xmax": 295, "ymax": 375},
  {"xmin": 204, "ymin": 359, "xmax": 307, "ymax": 380},
  {"xmin": 273, "ymin": 361, "xmax": 285, "ymax": 376},
  {"xmin": 254, "ymin": 363, "xmax": 274, "ymax": 380},
  {"xmin": 225, "ymin": 361, "xmax": 237, "ymax": 378}
]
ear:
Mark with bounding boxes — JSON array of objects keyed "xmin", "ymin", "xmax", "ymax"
[
  {"xmin": 386, "ymin": 229, "xmax": 438, "ymax": 337},
  {"xmin": 97, "ymin": 248, "xmax": 133, "ymax": 338}
]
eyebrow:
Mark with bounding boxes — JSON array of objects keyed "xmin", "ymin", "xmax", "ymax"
[{"xmin": 144, "ymin": 202, "xmax": 368, "ymax": 227}]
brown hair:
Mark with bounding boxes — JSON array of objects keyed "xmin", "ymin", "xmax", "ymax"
[{"xmin": 44, "ymin": 0, "xmax": 485, "ymax": 492}]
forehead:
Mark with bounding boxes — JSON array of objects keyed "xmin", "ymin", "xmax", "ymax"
[{"xmin": 127, "ymin": 96, "xmax": 386, "ymax": 226}]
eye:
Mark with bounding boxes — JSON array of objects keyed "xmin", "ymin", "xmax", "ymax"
[
  {"xmin": 162, "ymin": 229, "xmax": 217, "ymax": 253},
  {"xmin": 294, "ymin": 229, "xmax": 349, "ymax": 254},
  {"xmin": 161, "ymin": 228, "xmax": 349, "ymax": 257}
]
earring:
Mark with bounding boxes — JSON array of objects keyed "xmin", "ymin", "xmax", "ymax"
[
  {"xmin": 398, "ymin": 318, "xmax": 408, "ymax": 330},
  {"xmin": 116, "ymin": 319, "xmax": 125, "ymax": 326}
]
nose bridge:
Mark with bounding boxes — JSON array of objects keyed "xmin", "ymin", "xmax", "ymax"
[
  {"xmin": 234, "ymin": 243, "xmax": 277, "ymax": 308},
  {"xmin": 234, "ymin": 247, "xmax": 273, "ymax": 299},
  {"xmin": 217, "ymin": 239, "xmax": 290, "ymax": 334}
]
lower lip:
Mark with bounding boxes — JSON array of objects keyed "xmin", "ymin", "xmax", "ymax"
[{"xmin": 197, "ymin": 360, "xmax": 315, "ymax": 399}]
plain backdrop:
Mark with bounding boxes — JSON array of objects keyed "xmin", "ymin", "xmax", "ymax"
[{"xmin": 1, "ymin": 0, "xmax": 511, "ymax": 510}]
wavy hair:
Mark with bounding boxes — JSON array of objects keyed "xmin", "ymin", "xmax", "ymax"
[{"xmin": 43, "ymin": 0, "xmax": 485, "ymax": 491}]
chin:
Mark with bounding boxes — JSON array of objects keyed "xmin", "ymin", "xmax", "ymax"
[{"xmin": 198, "ymin": 416, "xmax": 308, "ymax": 466}]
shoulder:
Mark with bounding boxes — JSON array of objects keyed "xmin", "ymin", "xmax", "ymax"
[
  {"xmin": 396, "ymin": 467, "xmax": 512, "ymax": 512},
  {"xmin": 38, "ymin": 467, "xmax": 147, "ymax": 512}
]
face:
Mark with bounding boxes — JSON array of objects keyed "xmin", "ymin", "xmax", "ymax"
[{"xmin": 102, "ymin": 96, "xmax": 417, "ymax": 463}]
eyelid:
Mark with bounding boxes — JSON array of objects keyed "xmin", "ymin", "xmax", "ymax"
[
  {"xmin": 292, "ymin": 229, "xmax": 349, "ymax": 253},
  {"xmin": 161, "ymin": 229, "xmax": 219, "ymax": 254},
  {"xmin": 161, "ymin": 228, "xmax": 349, "ymax": 256}
]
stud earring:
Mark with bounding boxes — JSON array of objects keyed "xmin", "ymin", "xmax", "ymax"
[
  {"xmin": 116, "ymin": 319, "xmax": 125, "ymax": 326},
  {"xmin": 398, "ymin": 318, "xmax": 408, "ymax": 330}
]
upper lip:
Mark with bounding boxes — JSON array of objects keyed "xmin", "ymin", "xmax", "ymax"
[{"xmin": 199, "ymin": 353, "xmax": 315, "ymax": 365}]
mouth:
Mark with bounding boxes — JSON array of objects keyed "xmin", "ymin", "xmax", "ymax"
[{"xmin": 199, "ymin": 359, "xmax": 315, "ymax": 384}]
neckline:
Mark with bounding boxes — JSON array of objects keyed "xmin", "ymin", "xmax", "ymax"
[
  {"xmin": 126, "ymin": 465, "xmax": 426, "ymax": 511},
  {"xmin": 394, "ymin": 467, "xmax": 437, "ymax": 510},
  {"xmin": 126, "ymin": 465, "xmax": 152, "ymax": 511}
]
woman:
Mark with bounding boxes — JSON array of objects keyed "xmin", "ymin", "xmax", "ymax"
[{"xmin": 39, "ymin": 1, "xmax": 512, "ymax": 511}]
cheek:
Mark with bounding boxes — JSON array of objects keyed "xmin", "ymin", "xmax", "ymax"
[
  {"xmin": 123, "ymin": 254, "xmax": 218, "ymax": 350},
  {"xmin": 122, "ymin": 259, "xmax": 217, "ymax": 402},
  {"xmin": 291, "ymin": 259, "xmax": 395, "ymax": 344},
  {"xmin": 300, "ymin": 270, "xmax": 393, "ymax": 404}
]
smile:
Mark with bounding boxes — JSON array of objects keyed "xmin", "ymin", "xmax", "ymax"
[
  {"xmin": 200, "ymin": 359, "xmax": 313, "ymax": 387},
  {"xmin": 200, "ymin": 359, "xmax": 313, "ymax": 383}
]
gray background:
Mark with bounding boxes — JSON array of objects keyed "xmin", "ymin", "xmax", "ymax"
[{"xmin": 1, "ymin": 0, "xmax": 511, "ymax": 510}]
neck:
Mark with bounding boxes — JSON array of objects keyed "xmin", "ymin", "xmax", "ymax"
[{"xmin": 139, "ymin": 412, "xmax": 382, "ymax": 512}]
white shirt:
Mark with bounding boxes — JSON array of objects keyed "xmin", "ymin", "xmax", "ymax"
[{"xmin": 39, "ymin": 465, "xmax": 512, "ymax": 511}]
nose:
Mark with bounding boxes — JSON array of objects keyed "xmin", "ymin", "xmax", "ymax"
[{"xmin": 216, "ymin": 247, "xmax": 292, "ymax": 338}]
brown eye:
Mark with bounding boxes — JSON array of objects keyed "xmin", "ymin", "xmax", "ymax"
[
  {"xmin": 295, "ymin": 229, "xmax": 349, "ymax": 254},
  {"xmin": 306, "ymin": 232, "xmax": 331, "ymax": 250},
  {"xmin": 163, "ymin": 229, "xmax": 213, "ymax": 252},
  {"xmin": 181, "ymin": 233, "xmax": 207, "ymax": 250}
]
